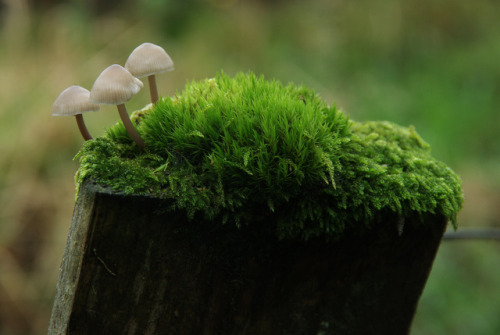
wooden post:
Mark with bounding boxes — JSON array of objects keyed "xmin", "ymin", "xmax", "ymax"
[{"xmin": 49, "ymin": 179, "xmax": 447, "ymax": 334}]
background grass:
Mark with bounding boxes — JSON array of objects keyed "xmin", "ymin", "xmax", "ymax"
[{"xmin": 0, "ymin": 0, "xmax": 499, "ymax": 333}]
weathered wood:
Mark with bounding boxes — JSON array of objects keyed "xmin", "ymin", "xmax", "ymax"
[{"xmin": 49, "ymin": 180, "xmax": 447, "ymax": 335}]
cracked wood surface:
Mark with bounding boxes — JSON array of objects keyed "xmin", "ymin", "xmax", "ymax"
[{"xmin": 48, "ymin": 180, "xmax": 447, "ymax": 335}]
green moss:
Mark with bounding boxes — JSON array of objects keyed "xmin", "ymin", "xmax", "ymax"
[{"xmin": 75, "ymin": 72, "xmax": 463, "ymax": 240}]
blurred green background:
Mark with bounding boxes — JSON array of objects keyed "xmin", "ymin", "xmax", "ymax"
[{"xmin": 0, "ymin": 0, "xmax": 499, "ymax": 334}]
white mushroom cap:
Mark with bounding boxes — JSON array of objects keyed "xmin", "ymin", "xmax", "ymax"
[
  {"xmin": 125, "ymin": 43, "xmax": 174, "ymax": 78},
  {"xmin": 90, "ymin": 64, "xmax": 143, "ymax": 105},
  {"xmin": 52, "ymin": 85, "xmax": 100, "ymax": 116}
]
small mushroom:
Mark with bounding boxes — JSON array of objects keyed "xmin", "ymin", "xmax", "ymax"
[
  {"xmin": 89, "ymin": 64, "xmax": 145, "ymax": 150},
  {"xmin": 52, "ymin": 85, "xmax": 100, "ymax": 141},
  {"xmin": 125, "ymin": 42, "xmax": 174, "ymax": 104}
]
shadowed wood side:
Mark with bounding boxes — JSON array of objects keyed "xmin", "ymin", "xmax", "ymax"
[
  {"xmin": 48, "ymin": 180, "xmax": 447, "ymax": 335},
  {"xmin": 48, "ymin": 183, "xmax": 97, "ymax": 334}
]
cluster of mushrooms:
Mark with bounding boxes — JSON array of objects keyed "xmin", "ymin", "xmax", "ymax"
[{"xmin": 52, "ymin": 42, "xmax": 174, "ymax": 150}]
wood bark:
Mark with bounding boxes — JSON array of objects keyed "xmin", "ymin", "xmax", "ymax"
[{"xmin": 49, "ymin": 179, "xmax": 447, "ymax": 335}]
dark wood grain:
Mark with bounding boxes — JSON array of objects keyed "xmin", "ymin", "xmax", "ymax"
[{"xmin": 49, "ymin": 179, "xmax": 447, "ymax": 335}]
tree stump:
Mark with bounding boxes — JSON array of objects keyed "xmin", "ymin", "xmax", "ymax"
[{"xmin": 48, "ymin": 179, "xmax": 447, "ymax": 335}]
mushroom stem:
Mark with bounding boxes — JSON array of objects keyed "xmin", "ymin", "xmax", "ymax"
[
  {"xmin": 117, "ymin": 104, "xmax": 145, "ymax": 150},
  {"xmin": 75, "ymin": 114, "xmax": 93, "ymax": 141},
  {"xmin": 147, "ymin": 75, "xmax": 159, "ymax": 104}
]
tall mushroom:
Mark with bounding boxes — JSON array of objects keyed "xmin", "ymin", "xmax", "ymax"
[
  {"xmin": 125, "ymin": 42, "xmax": 174, "ymax": 104},
  {"xmin": 52, "ymin": 85, "xmax": 100, "ymax": 141},
  {"xmin": 89, "ymin": 64, "xmax": 145, "ymax": 150}
]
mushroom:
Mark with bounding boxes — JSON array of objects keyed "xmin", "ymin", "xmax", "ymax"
[
  {"xmin": 125, "ymin": 42, "xmax": 174, "ymax": 104},
  {"xmin": 52, "ymin": 85, "xmax": 100, "ymax": 141},
  {"xmin": 89, "ymin": 64, "xmax": 145, "ymax": 150}
]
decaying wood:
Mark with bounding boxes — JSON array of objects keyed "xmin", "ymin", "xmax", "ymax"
[{"xmin": 49, "ymin": 180, "xmax": 447, "ymax": 334}]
